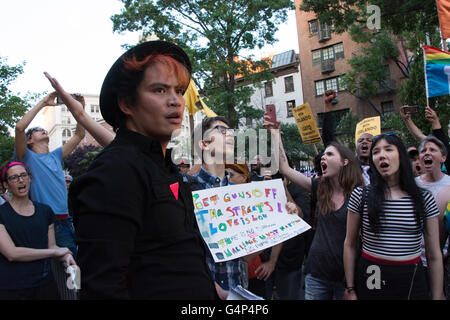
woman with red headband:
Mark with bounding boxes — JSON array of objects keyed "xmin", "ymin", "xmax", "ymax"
[{"xmin": 0, "ymin": 161, "xmax": 76, "ymax": 299}]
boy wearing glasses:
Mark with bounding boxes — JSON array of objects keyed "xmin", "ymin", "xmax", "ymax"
[
  {"xmin": 186, "ymin": 116, "xmax": 252, "ymax": 294},
  {"xmin": 14, "ymin": 92, "xmax": 85, "ymax": 258}
]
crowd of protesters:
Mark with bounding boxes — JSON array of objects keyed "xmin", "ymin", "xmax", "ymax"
[{"xmin": 0, "ymin": 40, "xmax": 448, "ymax": 300}]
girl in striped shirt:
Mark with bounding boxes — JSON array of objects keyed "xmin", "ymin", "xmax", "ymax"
[{"xmin": 343, "ymin": 134, "xmax": 444, "ymax": 300}]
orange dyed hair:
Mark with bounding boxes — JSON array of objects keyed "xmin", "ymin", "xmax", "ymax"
[{"xmin": 123, "ymin": 54, "xmax": 190, "ymax": 90}]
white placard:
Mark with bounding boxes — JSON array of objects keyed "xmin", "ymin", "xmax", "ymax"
[{"xmin": 192, "ymin": 179, "xmax": 311, "ymax": 262}]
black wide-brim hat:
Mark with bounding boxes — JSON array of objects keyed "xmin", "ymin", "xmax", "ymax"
[{"xmin": 100, "ymin": 40, "xmax": 192, "ymax": 127}]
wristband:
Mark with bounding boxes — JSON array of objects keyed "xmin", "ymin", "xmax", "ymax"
[{"xmin": 346, "ymin": 286, "xmax": 355, "ymax": 293}]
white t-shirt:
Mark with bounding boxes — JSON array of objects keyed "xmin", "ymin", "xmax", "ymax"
[
  {"xmin": 415, "ymin": 174, "xmax": 450, "ymax": 266},
  {"xmin": 415, "ymin": 174, "xmax": 450, "ymax": 198}
]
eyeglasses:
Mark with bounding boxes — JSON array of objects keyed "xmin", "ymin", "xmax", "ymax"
[
  {"xmin": 212, "ymin": 125, "xmax": 234, "ymax": 135},
  {"xmin": 26, "ymin": 127, "xmax": 47, "ymax": 140},
  {"xmin": 7, "ymin": 172, "xmax": 30, "ymax": 183}
]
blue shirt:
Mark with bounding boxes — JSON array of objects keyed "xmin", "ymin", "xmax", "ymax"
[
  {"xmin": 24, "ymin": 147, "xmax": 68, "ymax": 216},
  {"xmin": 184, "ymin": 167, "xmax": 243, "ymax": 291}
]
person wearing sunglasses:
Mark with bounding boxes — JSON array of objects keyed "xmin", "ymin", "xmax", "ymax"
[
  {"xmin": 0, "ymin": 161, "xmax": 76, "ymax": 299},
  {"xmin": 15, "ymin": 91, "xmax": 86, "ymax": 259}
]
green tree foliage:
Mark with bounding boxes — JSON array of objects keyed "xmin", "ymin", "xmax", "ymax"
[
  {"xmin": 300, "ymin": 0, "xmax": 449, "ymax": 133},
  {"xmin": 300, "ymin": 0, "xmax": 439, "ymax": 35},
  {"xmin": 0, "ymin": 57, "xmax": 32, "ymax": 163},
  {"xmin": 0, "ymin": 134, "xmax": 14, "ymax": 164},
  {"xmin": 111, "ymin": 0, "xmax": 294, "ymax": 127},
  {"xmin": 63, "ymin": 144, "xmax": 102, "ymax": 178},
  {"xmin": 335, "ymin": 111, "xmax": 359, "ymax": 150},
  {"xmin": 280, "ymin": 123, "xmax": 316, "ymax": 167},
  {"xmin": 0, "ymin": 57, "xmax": 30, "ymax": 131}
]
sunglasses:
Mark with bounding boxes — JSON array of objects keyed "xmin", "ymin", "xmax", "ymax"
[
  {"xmin": 26, "ymin": 127, "xmax": 48, "ymax": 140},
  {"xmin": 373, "ymin": 131, "xmax": 398, "ymax": 140}
]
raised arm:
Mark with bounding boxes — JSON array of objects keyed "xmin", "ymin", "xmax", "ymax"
[
  {"xmin": 321, "ymin": 89, "xmax": 337, "ymax": 146},
  {"xmin": 15, "ymin": 92, "xmax": 58, "ymax": 161},
  {"xmin": 263, "ymin": 115, "xmax": 312, "ymax": 193},
  {"xmin": 400, "ymin": 105, "xmax": 426, "ymax": 141},
  {"xmin": 62, "ymin": 122, "xmax": 85, "ymax": 159},
  {"xmin": 44, "ymin": 72, "xmax": 115, "ymax": 147},
  {"xmin": 425, "ymin": 106, "xmax": 450, "ymax": 173}
]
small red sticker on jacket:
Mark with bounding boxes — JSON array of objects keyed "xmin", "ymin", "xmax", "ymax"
[{"xmin": 169, "ymin": 182, "xmax": 179, "ymax": 200}]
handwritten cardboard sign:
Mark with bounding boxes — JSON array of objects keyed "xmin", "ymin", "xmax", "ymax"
[
  {"xmin": 192, "ymin": 179, "xmax": 311, "ymax": 263},
  {"xmin": 292, "ymin": 102, "xmax": 322, "ymax": 145},
  {"xmin": 355, "ymin": 116, "xmax": 381, "ymax": 144}
]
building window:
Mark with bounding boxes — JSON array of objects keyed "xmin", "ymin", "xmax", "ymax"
[
  {"xmin": 264, "ymin": 82, "xmax": 273, "ymax": 97},
  {"xmin": 322, "ymin": 46, "xmax": 334, "ymax": 61},
  {"xmin": 286, "ymin": 100, "xmax": 296, "ymax": 118},
  {"xmin": 311, "ymin": 42, "xmax": 344, "ymax": 66},
  {"xmin": 312, "ymin": 50, "xmax": 321, "ymax": 66},
  {"xmin": 90, "ymin": 104, "xmax": 100, "ymax": 113},
  {"xmin": 315, "ymin": 75, "xmax": 346, "ymax": 96},
  {"xmin": 381, "ymin": 101, "xmax": 394, "ymax": 115},
  {"xmin": 62, "ymin": 129, "xmax": 72, "ymax": 138},
  {"xmin": 284, "ymin": 76, "xmax": 294, "ymax": 93},
  {"xmin": 309, "ymin": 20, "xmax": 319, "ymax": 36},
  {"xmin": 315, "ymin": 81, "xmax": 325, "ymax": 96},
  {"xmin": 325, "ymin": 78, "xmax": 338, "ymax": 91},
  {"xmin": 334, "ymin": 43, "xmax": 344, "ymax": 60},
  {"xmin": 62, "ymin": 116, "xmax": 71, "ymax": 124}
]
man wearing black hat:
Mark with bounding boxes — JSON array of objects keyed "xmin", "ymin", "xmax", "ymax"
[{"xmin": 68, "ymin": 41, "xmax": 217, "ymax": 299}]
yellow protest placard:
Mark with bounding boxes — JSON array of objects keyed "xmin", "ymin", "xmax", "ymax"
[
  {"xmin": 355, "ymin": 116, "xmax": 381, "ymax": 144},
  {"xmin": 292, "ymin": 103, "xmax": 322, "ymax": 145}
]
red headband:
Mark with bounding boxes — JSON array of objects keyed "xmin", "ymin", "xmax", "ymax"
[{"xmin": 1, "ymin": 162, "xmax": 27, "ymax": 182}]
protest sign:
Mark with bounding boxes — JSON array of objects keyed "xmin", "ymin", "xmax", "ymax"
[
  {"xmin": 292, "ymin": 103, "xmax": 322, "ymax": 145},
  {"xmin": 192, "ymin": 179, "xmax": 311, "ymax": 263},
  {"xmin": 355, "ymin": 116, "xmax": 381, "ymax": 144}
]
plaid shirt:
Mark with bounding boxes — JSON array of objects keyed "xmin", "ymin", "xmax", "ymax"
[{"xmin": 184, "ymin": 167, "xmax": 243, "ymax": 291}]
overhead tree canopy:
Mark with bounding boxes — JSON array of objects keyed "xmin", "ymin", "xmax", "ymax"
[
  {"xmin": 0, "ymin": 57, "xmax": 30, "ymax": 133},
  {"xmin": 0, "ymin": 57, "xmax": 32, "ymax": 163},
  {"xmin": 111, "ymin": 0, "xmax": 295, "ymax": 128},
  {"xmin": 300, "ymin": 0, "xmax": 449, "ymax": 128}
]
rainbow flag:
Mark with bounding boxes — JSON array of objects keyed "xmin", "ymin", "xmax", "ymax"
[{"xmin": 423, "ymin": 45, "xmax": 450, "ymax": 98}]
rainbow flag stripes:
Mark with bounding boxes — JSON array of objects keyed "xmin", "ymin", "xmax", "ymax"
[{"xmin": 422, "ymin": 45, "xmax": 450, "ymax": 98}]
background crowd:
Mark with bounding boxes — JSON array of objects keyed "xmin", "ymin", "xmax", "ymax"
[{"xmin": 0, "ymin": 40, "xmax": 448, "ymax": 300}]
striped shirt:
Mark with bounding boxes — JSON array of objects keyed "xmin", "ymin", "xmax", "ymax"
[{"xmin": 348, "ymin": 186, "xmax": 440, "ymax": 259}]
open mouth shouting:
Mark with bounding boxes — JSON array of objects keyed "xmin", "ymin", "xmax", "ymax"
[
  {"xmin": 321, "ymin": 162, "xmax": 328, "ymax": 175},
  {"xmin": 422, "ymin": 156, "xmax": 433, "ymax": 168},
  {"xmin": 361, "ymin": 145, "xmax": 369, "ymax": 154},
  {"xmin": 17, "ymin": 184, "xmax": 28, "ymax": 194},
  {"xmin": 378, "ymin": 161, "xmax": 390, "ymax": 173}
]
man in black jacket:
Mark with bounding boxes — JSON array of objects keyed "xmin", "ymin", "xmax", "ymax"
[{"xmin": 69, "ymin": 41, "xmax": 217, "ymax": 299}]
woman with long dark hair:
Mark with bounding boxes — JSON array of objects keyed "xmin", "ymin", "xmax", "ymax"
[
  {"xmin": 265, "ymin": 111, "xmax": 363, "ymax": 299},
  {"xmin": 344, "ymin": 134, "xmax": 444, "ymax": 300}
]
